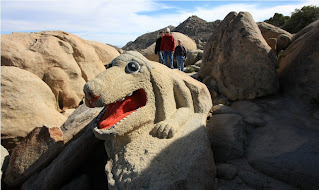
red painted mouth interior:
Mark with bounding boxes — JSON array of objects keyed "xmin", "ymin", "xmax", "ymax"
[{"xmin": 99, "ymin": 89, "xmax": 147, "ymax": 129}]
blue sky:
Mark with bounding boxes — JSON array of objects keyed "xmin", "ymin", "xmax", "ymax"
[{"xmin": 1, "ymin": 0, "xmax": 318, "ymax": 47}]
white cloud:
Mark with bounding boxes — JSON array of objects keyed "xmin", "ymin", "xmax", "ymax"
[{"xmin": 2, "ymin": 0, "xmax": 319, "ymax": 47}]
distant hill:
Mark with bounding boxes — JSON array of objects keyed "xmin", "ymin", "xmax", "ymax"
[
  {"xmin": 122, "ymin": 16, "xmax": 221, "ymax": 51},
  {"xmin": 172, "ymin": 15, "xmax": 221, "ymax": 49}
]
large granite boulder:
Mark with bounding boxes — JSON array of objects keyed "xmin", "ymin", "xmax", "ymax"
[
  {"xmin": 185, "ymin": 49, "xmax": 203, "ymax": 66},
  {"xmin": 4, "ymin": 126, "xmax": 64, "ymax": 187},
  {"xmin": 278, "ymin": 19, "xmax": 319, "ymax": 102},
  {"xmin": 87, "ymin": 40, "xmax": 120, "ymax": 66},
  {"xmin": 1, "ymin": 66, "xmax": 67, "ymax": 151},
  {"xmin": 199, "ymin": 12, "xmax": 279, "ymax": 101},
  {"xmin": 1, "ymin": 31, "xmax": 107, "ymax": 110},
  {"xmin": 140, "ymin": 32, "xmax": 197, "ymax": 62}
]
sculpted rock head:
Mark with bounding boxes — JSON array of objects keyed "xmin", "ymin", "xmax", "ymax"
[{"xmin": 83, "ymin": 51, "xmax": 155, "ymax": 140}]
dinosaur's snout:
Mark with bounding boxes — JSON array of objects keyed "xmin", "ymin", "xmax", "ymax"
[{"xmin": 83, "ymin": 83, "xmax": 101, "ymax": 108}]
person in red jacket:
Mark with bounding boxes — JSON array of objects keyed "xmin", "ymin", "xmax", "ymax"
[{"xmin": 160, "ymin": 28, "xmax": 175, "ymax": 68}]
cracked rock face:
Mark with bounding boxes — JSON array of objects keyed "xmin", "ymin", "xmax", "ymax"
[{"xmin": 1, "ymin": 31, "xmax": 118, "ymax": 110}]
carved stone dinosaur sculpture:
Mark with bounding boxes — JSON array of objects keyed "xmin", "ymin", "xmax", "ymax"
[{"xmin": 84, "ymin": 51, "xmax": 215, "ymax": 189}]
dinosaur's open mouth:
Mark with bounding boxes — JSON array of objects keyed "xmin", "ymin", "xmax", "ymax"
[{"xmin": 97, "ymin": 89, "xmax": 147, "ymax": 130}]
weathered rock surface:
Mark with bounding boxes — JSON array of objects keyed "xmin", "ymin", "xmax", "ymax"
[
  {"xmin": 140, "ymin": 32, "xmax": 197, "ymax": 62},
  {"xmin": 207, "ymin": 114, "xmax": 244, "ymax": 163},
  {"xmin": 1, "ymin": 145, "xmax": 10, "ymax": 180},
  {"xmin": 211, "ymin": 104, "xmax": 239, "ymax": 115},
  {"xmin": 61, "ymin": 104, "xmax": 102, "ymax": 145},
  {"xmin": 60, "ymin": 174, "xmax": 90, "ymax": 190},
  {"xmin": 216, "ymin": 163, "xmax": 237, "ymax": 180},
  {"xmin": 21, "ymin": 121, "xmax": 105, "ymax": 190},
  {"xmin": 278, "ymin": 19, "xmax": 319, "ymax": 102},
  {"xmin": 87, "ymin": 40, "xmax": 120, "ymax": 66},
  {"xmin": 199, "ymin": 12, "xmax": 279, "ymax": 101},
  {"xmin": 39, "ymin": 31, "xmax": 106, "ymax": 81},
  {"xmin": 276, "ymin": 34, "xmax": 292, "ymax": 52},
  {"xmin": 172, "ymin": 15, "xmax": 221, "ymax": 49},
  {"xmin": 257, "ymin": 22, "xmax": 293, "ymax": 52},
  {"xmin": 231, "ymin": 97, "xmax": 319, "ymax": 189},
  {"xmin": 185, "ymin": 49, "xmax": 203, "ymax": 66},
  {"xmin": 225, "ymin": 158, "xmax": 298, "ymax": 190},
  {"xmin": 1, "ymin": 31, "xmax": 108, "ymax": 110},
  {"xmin": 1, "ymin": 66, "xmax": 67, "ymax": 151},
  {"xmin": 123, "ymin": 25, "xmax": 175, "ymax": 51},
  {"xmin": 4, "ymin": 126, "xmax": 64, "ymax": 187}
]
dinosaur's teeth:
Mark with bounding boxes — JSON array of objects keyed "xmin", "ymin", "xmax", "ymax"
[
  {"xmin": 122, "ymin": 97, "xmax": 125, "ymax": 101},
  {"xmin": 128, "ymin": 92, "xmax": 133, "ymax": 96}
]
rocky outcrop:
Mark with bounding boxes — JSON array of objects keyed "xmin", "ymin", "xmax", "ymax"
[
  {"xmin": 87, "ymin": 40, "xmax": 120, "ymax": 66},
  {"xmin": 122, "ymin": 16, "xmax": 220, "ymax": 51},
  {"xmin": 140, "ymin": 32, "xmax": 197, "ymax": 62},
  {"xmin": 278, "ymin": 19, "xmax": 319, "ymax": 102},
  {"xmin": 1, "ymin": 31, "xmax": 110, "ymax": 110},
  {"xmin": 172, "ymin": 16, "xmax": 221, "ymax": 49},
  {"xmin": 4, "ymin": 126, "xmax": 64, "ymax": 187},
  {"xmin": 123, "ymin": 26, "xmax": 175, "ymax": 51},
  {"xmin": 1, "ymin": 66, "xmax": 67, "ymax": 151},
  {"xmin": 199, "ymin": 12, "xmax": 279, "ymax": 101}
]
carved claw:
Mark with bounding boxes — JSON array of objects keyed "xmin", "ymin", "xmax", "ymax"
[{"xmin": 151, "ymin": 121, "xmax": 177, "ymax": 139}]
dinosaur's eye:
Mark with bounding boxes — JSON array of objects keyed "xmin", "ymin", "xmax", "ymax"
[{"xmin": 125, "ymin": 61, "xmax": 140, "ymax": 73}]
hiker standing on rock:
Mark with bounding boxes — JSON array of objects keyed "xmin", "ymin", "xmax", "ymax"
[
  {"xmin": 174, "ymin": 39, "xmax": 187, "ymax": 71},
  {"xmin": 155, "ymin": 31, "xmax": 164, "ymax": 64},
  {"xmin": 161, "ymin": 28, "xmax": 175, "ymax": 69}
]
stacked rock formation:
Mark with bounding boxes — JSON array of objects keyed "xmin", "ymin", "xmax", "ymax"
[{"xmin": 258, "ymin": 22, "xmax": 293, "ymax": 55}]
